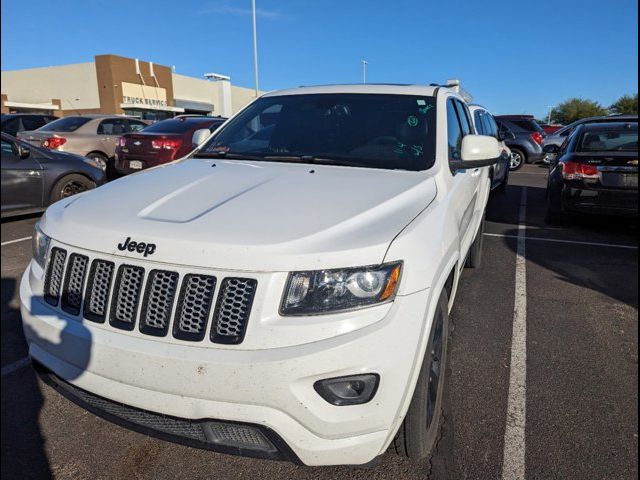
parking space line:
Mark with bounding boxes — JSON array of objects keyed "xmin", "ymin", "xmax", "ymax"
[
  {"xmin": 483, "ymin": 232, "xmax": 638, "ymax": 250},
  {"xmin": 1, "ymin": 357, "xmax": 30, "ymax": 377},
  {"xmin": 502, "ymin": 187, "xmax": 528, "ymax": 480},
  {"xmin": 1, "ymin": 236, "xmax": 32, "ymax": 247}
]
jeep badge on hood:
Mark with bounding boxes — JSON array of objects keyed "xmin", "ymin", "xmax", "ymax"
[{"xmin": 117, "ymin": 237, "xmax": 156, "ymax": 257}]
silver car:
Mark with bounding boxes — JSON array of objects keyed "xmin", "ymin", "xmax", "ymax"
[{"xmin": 17, "ymin": 114, "xmax": 149, "ymax": 173}]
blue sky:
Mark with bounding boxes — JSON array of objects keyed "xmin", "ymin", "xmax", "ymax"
[{"xmin": 1, "ymin": 0, "xmax": 637, "ymax": 118}]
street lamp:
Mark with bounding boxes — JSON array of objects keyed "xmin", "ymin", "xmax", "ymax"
[
  {"xmin": 251, "ymin": 0, "xmax": 260, "ymax": 97},
  {"xmin": 361, "ymin": 60, "xmax": 368, "ymax": 84},
  {"xmin": 547, "ymin": 105, "xmax": 555, "ymax": 124}
]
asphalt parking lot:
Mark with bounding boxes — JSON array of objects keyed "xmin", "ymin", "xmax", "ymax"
[{"xmin": 1, "ymin": 164, "xmax": 638, "ymax": 480}]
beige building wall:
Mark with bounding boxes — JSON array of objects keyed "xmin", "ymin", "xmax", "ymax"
[
  {"xmin": 231, "ymin": 85, "xmax": 260, "ymax": 114},
  {"xmin": 1, "ymin": 63, "xmax": 100, "ymax": 111},
  {"xmin": 172, "ymin": 73, "xmax": 220, "ymax": 114}
]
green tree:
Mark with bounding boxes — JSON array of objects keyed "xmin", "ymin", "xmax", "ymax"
[
  {"xmin": 550, "ymin": 98, "xmax": 607, "ymax": 124},
  {"xmin": 610, "ymin": 94, "xmax": 638, "ymax": 115}
]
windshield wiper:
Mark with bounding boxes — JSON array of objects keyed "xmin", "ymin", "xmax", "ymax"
[{"xmin": 262, "ymin": 155, "xmax": 373, "ymax": 168}]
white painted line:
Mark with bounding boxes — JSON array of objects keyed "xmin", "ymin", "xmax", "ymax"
[
  {"xmin": 1, "ymin": 236, "xmax": 31, "ymax": 246},
  {"xmin": 502, "ymin": 186, "xmax": 528, "ymax": 480},
  {"xmin": 484, "ymin": 232, "xmax": 638, "ymax": 250},
  {"xmin": 1, "ymin": 357, "xmax": 30, "ymax": 377}
]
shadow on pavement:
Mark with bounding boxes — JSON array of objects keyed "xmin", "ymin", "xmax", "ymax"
[{"xmin": 1, "ymin": 276, "xmax": 92, "ymax": 480}]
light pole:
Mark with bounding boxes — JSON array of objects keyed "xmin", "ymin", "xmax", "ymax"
[
  {"xmin": 547, "ymin": 105, "xmax": 554, "ymax": 124},
  {"xmin": 251, "ymin": 0, "xmax": 259, "ymax": 97},
  {"xmin": 361, "ymin": 60, "xmax": 368, "ymax": 84}
]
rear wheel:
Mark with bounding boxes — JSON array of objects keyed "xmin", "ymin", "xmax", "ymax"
[
  {"xmin": 50, "ymin": 174, "xmax": 96, "ymax": 203},
  {"xmin": 394, "ymin": 288, "xmax": 449, "ymax": 459},
  {"xmin": 509, "ymin": 149, "xmax": 525, "ymax": 171}
]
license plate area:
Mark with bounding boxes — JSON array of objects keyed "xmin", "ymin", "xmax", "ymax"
[
  {"xmin": 600, "ymin": 172, "xmax": 638, "ymax": 188},
  {"xmin": 129, "ymin": 160, "xmax": 143, "ymax": 170}
]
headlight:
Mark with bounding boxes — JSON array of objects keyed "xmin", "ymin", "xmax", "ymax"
[
  {"xmin": 32, "ymin": 222, "xmax": 51, "ymax": 269},
  {"xmin": 280, "ymin": 262, "xmax": 402, "ymax": 315}
]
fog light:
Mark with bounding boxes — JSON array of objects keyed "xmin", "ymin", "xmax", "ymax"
[{"xmin": 314, "ymin": 374, "xmax": 379, "ymax": 406}]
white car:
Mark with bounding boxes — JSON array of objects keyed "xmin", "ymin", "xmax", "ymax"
[
  {"xmin": 468, "ymin": 104, "xmax": 512, "ymax": 193},
  {"xmin": 21, "ymin": 84, "xmax": 501, "ymax": 467}
]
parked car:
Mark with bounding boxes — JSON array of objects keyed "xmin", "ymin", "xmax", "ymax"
[
  {"xmin": 17, "ymin": 115, "xmax": 149, "ymax": 175},
  {"xmin": 540, "ymin": 124, "xmax": 564, "ymax": 135},
  {"xmin": 21, "ymin": 84, "xmax": 502, "ymax": 467},
  {"xmin": 544, "ymin": 121, "xmax": 638, "ymax": 223},
  {"xmin": 1, "ymin": 132, "xmax": 105, "ymax": 218},
  {"xmin": 543, "ymin": 114, "xmax": 638, "ymax": 150},
  {"xmin": 114, "ymin": 115, "xmax": 226, "ymax": 175},
  {"xmin": 495, "ymin": 114, "xmax": 546, "ymax": 170},
  {"xmin": 1, "ymin": 113, "xmax": 57, "ymax": 137},
  {"xmin": 468, "ymin": 104, "xmax": 512, "ymax": 192}
]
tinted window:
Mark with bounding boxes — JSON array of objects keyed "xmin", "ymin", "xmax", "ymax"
[
  {"xmin": 447, "ymin": 99, "xmax": 463, "ymax": 161},
  {"xmin": 1, "ymin": 139, "xmax": 14, "ymax": 156},
  {"xmin": 97, "ymin": 118, "xmax": 128, "ymax": 135},
  {"xmin": 141, "ymin": 118, "xmax": 209, "ymax": 134},
  {"xmin": 40, "ymin": 116, "xmax": 91, "ymax": 132},
  {"xmin": 474, "ymin": 111, "xmax": 486, "ymax": 135},
  {"xmin": 510, "ymin": 119, "xmax": 544, "ymax": 133},
  {"xmin": 22, "ymin": 116, "xmax": 48, "ymax": 131},
  {"xmin": 454, "ymin": 101, "xmax": 472, "ymax": 135},
  {"xmin": 128, "ymin": 120, "xmax": 147, "ymax": 132},
  {"xmin": 199, "ymin": 94, "xmax": 438, "ymax": 171},
  {"xmin": 1, "ymin": 117, "xmax": 20, "ymax": 136},
  {"xmin": 578, "ymin": 128, "xmax": 638, "ymax": 152},
  {"xmin": 485, "ymin": 114, "xmax": 499, "ymax": 137}
]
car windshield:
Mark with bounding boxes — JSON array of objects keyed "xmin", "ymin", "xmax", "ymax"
[
  {"xmin": 196, "ymin": 93, "xmax": 437, "ymax": 171},
  {"xmin": 578, "ymin": 127, "xmax": 638, "ymax": 152},
  {"xmin": 39, "ymin": 116, "xmax": 91, "ymax": 132},
  {"xmin": 142, "ymin": 118, "xmax": 213, "ymax": 134}
]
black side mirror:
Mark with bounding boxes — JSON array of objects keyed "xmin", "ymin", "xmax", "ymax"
[
  {"xmin": 543, "ymin": 144, "xmax": 560, "ymax": 154},
  {"xmin": 11, "ymin": 142, "xmax": 31, "ymax": 159}
]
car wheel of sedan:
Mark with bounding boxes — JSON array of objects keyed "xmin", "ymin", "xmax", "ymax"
[
  {"xmin": 86, "ymin": 152, "xmax": 108, "ymax": 171},
  {"xmin": 509, "ymin": 149, "xmax": 525, "ymax": 171},
  {"xmin": 394, "ymin": 287, "xmax": 449, "ymax": 460},
  {"xmin": 51, "ymin": 174, "xmax": 96, "ymax": 203}
]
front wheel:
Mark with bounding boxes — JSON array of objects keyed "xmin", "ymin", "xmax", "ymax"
[
  {"xmin": 50, "ymin": 174, "xmax": 96, "ymax": 203},
  {"xmin": 394, "ymin": 288, "xmax": 449, "ymax": 459},
  {"xmin": 509, "ymin": 149, "xmax": 526, "ymax": 171}
]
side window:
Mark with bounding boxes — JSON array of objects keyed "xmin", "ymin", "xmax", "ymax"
[
  {"xmin": 454, "ymin": 101, "xmax": 472, "ymax": 135},
  {"xmin": 473, "ymin": 111, "xmax": 485, "ymax": 135},
  {"xmin": 22, "ymin": 116, "xmax": 46, "ymax": 131},
  {"xmin": 485, "ymin": 114, "xmax": 499, "ymax": 138},
  {"xmin": 97, "ymin": 118, "xmax": 128, "ymax": 135},
  {"xmin": 1, "ymin": 139, "xmax": 15, "ymax": 157},
  {"xmin": 2, "ymin": 118, "xmax": 20, "ymax": 136},
  {"xmin": 447, "ymin": 99, "xmax": 463, "ymax": 161},
  {"xmin": 127, "ymin": 120, "xmax": 147, "ymax": 132}
]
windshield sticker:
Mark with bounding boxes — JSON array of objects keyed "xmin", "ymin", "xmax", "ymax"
[
  {"xmin": 416, "ymin": 99, "xmax": 426, "ymax": 105},
  {"xmin": 407, "ymin": 115, "xmax": 419, "ymax": 127},
  {"xmin": 394, "ymin": 142, "xmax": 408, "ymax": 154},
  {"xmin": 411, "ymin": 144, "xmax": 423, "ymax": 156},
  {"xmin": 418, "ymin": 105, "xmax": 433, "ymax": 115}
]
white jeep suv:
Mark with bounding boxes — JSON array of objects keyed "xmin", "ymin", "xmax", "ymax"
[{"xmin": 21, "ymin": 84, "xmax": 500, "ymax": 466}]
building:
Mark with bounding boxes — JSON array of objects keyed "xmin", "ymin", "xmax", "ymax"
[{"xmin": 1, "ymin": 54, "xmax": 262, "ymax": 120}]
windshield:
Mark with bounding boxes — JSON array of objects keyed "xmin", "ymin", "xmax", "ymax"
[
  {"xmin": 39, "ymin": 116, "xmax": 91, "ymax": 132},
  {"xmin": 578, "ymin": 128, "xmax": 638, "ymax": 152},
  {"xmin": 196, "ymin": 93, "xmax": 437, "ymax": 171}
]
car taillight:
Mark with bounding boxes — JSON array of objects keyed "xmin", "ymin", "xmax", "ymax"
[
  {"xmin": 151, "ymin": 138, "xmax": 182, "ymax": 150},
  {"xmin": 42, "ymin": 137, "xmax": 67, "ymax": 149},
  {"xmin": 118, "ymin": 137, "xmax": 127, "ymax": 147},
  {"xmin": 562, "ymin": 161, "xmax": 599, "ymax": 180},
  {"xmin": 531, "ymin": 132, "xmax": 543, "ymax": 145}
]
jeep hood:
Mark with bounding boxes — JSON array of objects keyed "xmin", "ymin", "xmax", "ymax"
[{"xmin": 42, "ymin": 159, "xmax": 437, "ymax": 271}]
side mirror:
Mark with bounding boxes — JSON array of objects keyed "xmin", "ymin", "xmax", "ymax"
[
  {"xmin": 543, "ymin": 144, "xmax": 560, "ymax": 154},
  {"xmin": 191, "ymin": 128, "xmax": 211, "ymax": 147},
  {"xmin": 498, "ymin": 128, "xmax": 516, "ymax": 141},
  {"xmin": 451, "ymin": 135, "xmax": 502, "ymax": 170},
  {"xmin": 11, "ymin": 142, "xmax": 30, "ymax": 159}
]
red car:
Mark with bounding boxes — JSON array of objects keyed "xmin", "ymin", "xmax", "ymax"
[
  {"xmin": 115, "ymin": 116, "xmax": 226, "ymax": 175},
  {"xmin": 540, "ymin": 124, "xmax": 564, "ymax": 135}
]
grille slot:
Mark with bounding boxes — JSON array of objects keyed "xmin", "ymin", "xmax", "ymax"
[
  {"xmin": 44, "ymin": 247, "xmax": 67, "ymax": 306},
  {"xmin": 211, "ymin": 278, "xmax": 257, "ymax": 345},
  {"xmin": 109, "ymin": 265, "xmax": 145, "ymax": 330},
  {"xmin": 61, "ymin": 254, "xmax": 89, "ymax": 315},
  {"xmin": 173, "ymin": 274, "xmax": 217, "ymax": 341},
  {"xmin": 204, "ymin": 422, "xmax": 276, "ymax": 451},
  {"xmin": 83, "ymin": 260, "xmax": 115, "ymax": 323},
  {"xmin": 139, "ymin": 270, "xmax": 179, "ymax": 337}
]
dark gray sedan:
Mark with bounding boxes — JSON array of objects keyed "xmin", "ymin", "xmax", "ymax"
[{"xmin": 1, "ymin": 132, "xmax": 106, "ymax": 218}]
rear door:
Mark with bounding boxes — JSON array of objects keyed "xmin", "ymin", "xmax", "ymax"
[
  {"xmin": 1, "ymin": 137, "xmax": 43, "ymax": 214},
  {"xmin": 97, "ymin": 118, "xmax": 129, "ymax": 157}
]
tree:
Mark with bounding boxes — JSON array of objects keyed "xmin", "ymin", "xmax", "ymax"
[
  {"xmin": 610, "ymin": 94, "xmax": 638, "ymax": 115},
  {"xmin": 550, "ymin": 98, "xmax": 607, "ymax": 124}
]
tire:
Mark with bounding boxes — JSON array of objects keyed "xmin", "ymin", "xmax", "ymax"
[
  {"xmin": 86, "ymin": 152, "xmax": 117, "ymax": 180},
  {"xmin": 508, "ymin": 149, "xmax": 526, "ymax": 171},
  {"xmin": 465, "ymin": 214, "xmax": 485, "ymax": 268},
  {"xmin": 394, "ymin": 288, "xmax": 449, "ymax": 459},
  {"xmin": 495, "ymin": 174, "xmax": 508, "ymax": 194},
  {"xmin": 50, "ymin": 174, "xmax": 96, "ymax": 203}
]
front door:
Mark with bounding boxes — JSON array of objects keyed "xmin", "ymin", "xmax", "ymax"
[{"xmin": 1, "ymin": 137, "xmax": 43, "ymax": 215}]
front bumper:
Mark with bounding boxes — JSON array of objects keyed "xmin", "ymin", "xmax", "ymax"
[{"xmin": 20, "ymin": 265, "xmax": 432, "ymax": 466}]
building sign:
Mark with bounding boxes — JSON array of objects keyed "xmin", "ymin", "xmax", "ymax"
[{"xmin": 121, "ymin": 82, "xmax": 167, "ymax": 108}]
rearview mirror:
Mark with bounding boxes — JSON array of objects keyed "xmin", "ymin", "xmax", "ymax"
[
  {"xmin": 11, "ymin": 142, "xmax": 30, "ymax": 159},
  {"xmin": 451, "ymin": 135, "xmax": 502, "ymax": 170},
  {"xmin": 191, "ymin": 129, "xmax": 211, "ymax": 147},
  {"xmin": 543, "ymin": 144, "xmax": 560, "ymax": 154}
]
